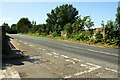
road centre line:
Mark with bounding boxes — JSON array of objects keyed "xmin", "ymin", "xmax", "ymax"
[{"xmin": 63, "ymin": 44, "xmax": 118, "ymax": 57}]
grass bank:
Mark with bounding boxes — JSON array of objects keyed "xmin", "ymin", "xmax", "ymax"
[{"xmin": 20, "ymin": 33, "xmax": 119, "ymax": 49}]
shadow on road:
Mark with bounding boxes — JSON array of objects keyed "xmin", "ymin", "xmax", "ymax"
[{"xmin": 2, "ymin": 35, "xmax": 45, "ymax": 67}]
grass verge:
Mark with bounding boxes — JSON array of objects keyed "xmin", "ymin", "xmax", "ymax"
[{"xmin": 20, "ymin": 33, "xmax": 119, "ymax": 49}]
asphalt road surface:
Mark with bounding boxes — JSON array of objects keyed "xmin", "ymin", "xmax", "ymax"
[{"xmin": 7, "ymin": 34, "xmax": 119, "ymax": 78}]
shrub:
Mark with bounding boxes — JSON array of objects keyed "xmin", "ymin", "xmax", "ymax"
[
  {"xmin": 95, "ymin": 33, "xmax": 103, "ymax": 39},
  {"xmin": 51, "ymin": 32, "xmax": 58, "ymax": 37}
]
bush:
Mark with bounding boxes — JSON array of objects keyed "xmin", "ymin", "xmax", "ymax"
[
  {"xmin": 73, "ymin": 31, "xmax": 90, "ymax": 41},
  {"xmin": 89, "ymin": 37, "xmax": 96, "ymax": 44},
  {"xmin": 95, "ymin": 33, "xmax": 103, "ymax": 39},
  {"xmin": 51, "ymin": 32, "xmax": 58, "ymax": 37}
]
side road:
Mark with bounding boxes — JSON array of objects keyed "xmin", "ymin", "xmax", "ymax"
[{"xmin": 2, "ymin": 35, "xmax": 57, "ymax": 78}]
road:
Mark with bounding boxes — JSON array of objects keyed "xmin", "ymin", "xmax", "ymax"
[{"xmin": 7, "ymin": 34, "xmax": 119, "ymax": 78}]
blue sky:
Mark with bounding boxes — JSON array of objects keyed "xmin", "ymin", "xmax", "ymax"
[{"xmin": 0, "ymin": 2, "xmax": 118, "ymax": 28}]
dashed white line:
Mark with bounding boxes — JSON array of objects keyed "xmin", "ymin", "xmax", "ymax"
[
  {"xmin": 64, "ymin": 76, "xmax": 72, "ymax": 78},
  {"xmin": 23, "ymin": 42, "xmax": 27, "ymax": 44},
  {"xmin": 62, "ymin": 44, "xmax": 118, "ymax": 57},
  {"xmin": 53, "ymin": 52, "xmax": 59, "ymax": 55},
  {"xmin": 105, "ymin": 68, "xmax": 118, "ymax": 73},
  {"xmin": 70, "ymin": 61, "xmax": 75, "ymax": 64},
  {"xmin": 65, "ymin": 59, "xmax": 71, "ymax": 62},
  {"xmin": 46, "ymin": 53, "xmax": 52, "ymax": 56},
  {"xmin": 54, "ymin": 56, "xmax": 59, "ymax": 58},
  {"xmin": 80, "ymin": 64, "xmax": 87, "ymax": 67},
  {"xmin": 29, "ymin": 44, "xmax": 33, "ymax": 46},
  {"xmin": 65, "ymin": 59, "xmax": 75, "ymax": 64},
  {"xmin": 86, "ymin": 49, "xmax": 118, "ymax": 57},
  {"xmin": 61, "ymin": 55, "xmax": 69, "ymax": 59},
  {"xmin": 38, "ymin": 48, "xmax": 42, "ymax": 49},
  {"xmin": 42, "ymin": 49, "xmax": 46, "ymax": 51},
  {"xmin": 73, "ymin": 58, "xmax": 81, "ymax": 62}
]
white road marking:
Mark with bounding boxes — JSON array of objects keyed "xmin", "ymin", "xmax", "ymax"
[
  {"xmin": 80, "ymin": 64, "xmax": 87, "ymax": 67},
  {"xmin": 105, "ymin": 68, "xmax": 118, "ymax": 73},
  {"xmin": 64, "ymin": 76, "xmax": 72, "ymax": 78},
  {"xmin": 61, "ymin": 55, "xmax": 69, "ymax": 59},
  {"xmin": 74, "ymin": 63, "xmax": 101, "ymax": 76},
  {"xmin": 70, "ymin": 61, "xmax": 75, "ymax": 64},
  {"xmin": 42, "ymin": 49, "xmax": 46, "ymax": 51},
  {"xmin": 86, "ymin": 49, "xmax": 118, "ymax": 57},
  {"xmin": 73, "ymin": 58, "xmax": 81, "ymax": 62},
  {"xmin": 63, "ymin": 44, "xmax": 118, "ymax": 57},
  {"xmin": 65, "ymin": 59, "xmax": 75, "ymax": 64},
  {"xmin": 53, "ymin": 52, "xmax": 59, "ymax": 55},
  {"xmin": 46, "ymin": 53, "xmax": 52, "ymax": 56},
  {"xmin": 54, "ymin": 56, "xmax": 59, "ymax": 58},
  {"xmin": 23, "ymin": 42, "xmax": 27, "ymax": 44},
  {"xmin": 39, "ymin": 48, "xmax": 41, "ymax": 49},
  {"xmin": 65, "ymin": 59, "xmax": 71, "ymax": 62},
  {"xmin": 29, "ymin": 44, "xmax": 33, "ymax": 46}
]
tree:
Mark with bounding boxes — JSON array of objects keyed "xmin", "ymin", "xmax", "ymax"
[
  {"xmin": 116, "ymin": 7, "xmax": 120, "ymax": 27},
  {"xmin": 105, "ymin": 20, "xmax": 114, "ymax": 39},
  {"xmin": 64, "ymin": 23, "xmax": 72, "ymax": 37},
  {"xmin": 17, "ymin": 18, "xmax": 32, "ymax": 33},
  {"xmin": 72, "ymin": 17, "xmax": 83, "ymax": 33},
  {"xmin": 46, "ymin": 4, "xmax": 79, "ymax": 35},
  {"xmin": 2, "ymin": 23, "xmax": 10, "ymax": 33},
  {"xmin": 10, "ymin": 24, "xmax": 17, "ymax": 34},
  {"xmin": 101, "ymin": 21, "xmax": 105, "ymax": 39},
  {"xmin": 115, "ymin": 6, "xmax": 120, "ymax": 39},
  {"xmin": 85, "ymin": 16, "xmax": 94, "ymax": 30},
  {"xmin": 72, "ymin": 16, "xmax": 93, "ymax": 33}
]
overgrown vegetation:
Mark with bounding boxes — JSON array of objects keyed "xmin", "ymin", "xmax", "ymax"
[{"xmin": 2, "ymin": 4, "xmax": 120, "ymax": 47}]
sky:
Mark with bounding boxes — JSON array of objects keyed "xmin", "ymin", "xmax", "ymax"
[{"xmin": 0, "ymin": 2, "xmax": 119, "ymax": 28}]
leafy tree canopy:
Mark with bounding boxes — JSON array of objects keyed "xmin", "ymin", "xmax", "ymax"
[{"xmin": 17, "ymin": 18, "xmax": 32, "ymax": 33}]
